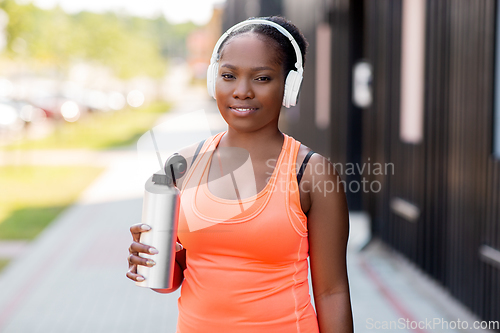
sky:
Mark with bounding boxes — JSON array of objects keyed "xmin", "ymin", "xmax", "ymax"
[{"xmin": 22, "ymin": 0, "xmax": 226, "ymax": 25}]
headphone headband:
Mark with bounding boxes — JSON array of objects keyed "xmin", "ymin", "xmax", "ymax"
[{"xmin": 210, "ymin": 19, "xmax": 303, "ymax": 71}]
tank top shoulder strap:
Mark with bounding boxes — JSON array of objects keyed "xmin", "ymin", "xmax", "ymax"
[
  {"xmin": 297, "ymin": 150, "xmax": 315, "ymax": 185},
  {"xmin": 190, "ymin": 139, "xmax": 206, "ymax": 167},
  {"xmin": 181, "ymin": 131, "xmax": 226, "ymax": 196},
  {"xmin": 284, "ymin": 135, "xmax": 309, "ymax": 237}
]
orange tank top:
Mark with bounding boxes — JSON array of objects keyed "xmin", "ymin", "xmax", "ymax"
[{"xmin": 176, "ymin": 131, "xmax": 319, "ymax": 333}]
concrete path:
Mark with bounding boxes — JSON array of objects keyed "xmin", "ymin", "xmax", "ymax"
[
  {"xmin": 0, "ymin": 241, "xmax": 29, "ymax": 259},
  {"xmin": 0, "ymin": 83, "xmax": 491, "ymax": 332}
]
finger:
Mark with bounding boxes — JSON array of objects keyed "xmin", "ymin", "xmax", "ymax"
[
  {"xmin": 130, "ymin": 223, "xmax": 152, "ymax": 242},
  {"xmin": 176, "ymin": 242, "xmax": 184, "ymax": 252},
  {"xmin": 129, "ymin": 253, "xmax": 156, "ymax": 267},
  {"xmin": 126, "ymin": 270, "xmax": 145, "ymax": 282},
  {"xmin": 129, "ymin": 241, "xmax": 158, "ymax": 255}
]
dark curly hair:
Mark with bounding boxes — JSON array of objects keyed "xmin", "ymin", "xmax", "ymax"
[{"xmin": 217, "ymin": 16, "xmax": 309, "ymax": 78}]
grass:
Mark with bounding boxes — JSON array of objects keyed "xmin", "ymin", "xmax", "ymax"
[
  {"xmin": 6, "ymin": 101, "xmax": 171, "ymax": 150},
  {"xmin": 0, "ymin": 259, "xmax": 9, "ymax": 272},
  {"xmin": 0, "ymin": 165, "xmax": 104, "ymax": 240}
]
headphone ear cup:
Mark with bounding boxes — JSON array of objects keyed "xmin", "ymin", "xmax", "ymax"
[
  {"xmin": 290, "ymin": 70, "xmax": 303, "ymax": 107},
  {"xmin": 283, "ymin": 70, "xmax": 303, "ymax": 108},
  {"xmin": 207, "ymin": 62, "xmax": 218, "ymax": 99},
  {"xmin": 283, "ymin": 75, "xmax": 290, "ymax": 108}
]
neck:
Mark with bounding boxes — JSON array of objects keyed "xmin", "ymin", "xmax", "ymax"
[{"xmin": 220, "ymin": 127, "xmax": 284, "ymax": 153}]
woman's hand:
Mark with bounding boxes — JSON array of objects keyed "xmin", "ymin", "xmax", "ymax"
[{"xmin": 126, "ymin": 223, "xmax": 183, "ymax": 282}]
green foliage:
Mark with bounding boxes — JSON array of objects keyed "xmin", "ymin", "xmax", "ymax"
[
  {"xmin": 0, "ymin": 205, "xmax": 66, "ymax": 240},
  {"xmin": 0, "ymin": 165, "xmax": 104, "ymax": 240},
  {"xmin": 0, "ymin": 259, "xmax": 10, "ymax": 272},
  {"xmin": 0, "ymin": 0, "xmax": 198, "ymax": 78}
]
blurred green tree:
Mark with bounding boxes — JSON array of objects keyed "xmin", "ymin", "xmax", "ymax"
[{"xmin": 0, "ymin": 0, "xmax": 197, "ymax": 79}]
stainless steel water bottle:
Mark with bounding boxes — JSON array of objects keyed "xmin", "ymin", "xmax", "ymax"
[{"xmin": 136, "ymin": 153, "xmax": 187, "ymax": 289}]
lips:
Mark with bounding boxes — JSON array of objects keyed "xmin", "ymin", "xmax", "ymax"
[{"xmin": 229, "ymin": 106, "xmax": 259, "ymax": 116}]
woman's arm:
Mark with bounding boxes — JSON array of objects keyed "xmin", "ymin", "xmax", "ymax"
[{"xmin": 303, "ymin": 154, "xmax": 353, "ymax": 333}]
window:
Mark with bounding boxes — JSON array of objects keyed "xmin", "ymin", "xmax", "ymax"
[
  {"xmin": 400, "ymin": 0, "xmax": 426, "ymax": 144},
  {"xmin": 315, "ymin": 22, "xmax": 332, "ymax": 130}
]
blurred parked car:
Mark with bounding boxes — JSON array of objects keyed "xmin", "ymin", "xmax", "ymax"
[{"xmin": 30, "ymin": 96, "xmax": 89, "ymax": 122}]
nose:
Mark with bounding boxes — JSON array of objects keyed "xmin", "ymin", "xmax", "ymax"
[{"xmin": 232, "ymin": 78, "xmax": 254, "ymax": 100}]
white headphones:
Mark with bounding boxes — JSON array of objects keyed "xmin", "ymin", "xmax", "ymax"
[{"xmin": 206, "ymin": 19, "xmax": 304, "ymax": 108}]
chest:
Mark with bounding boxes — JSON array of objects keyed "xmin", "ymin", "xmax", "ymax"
[
  {"xmin": 178, "ymin": 205, "xmax": 304, "ymax": 263},
  {"xmin": 205, "ymin": 148, "xmax": 310, "ymax": 213},
  {"xmin": 206, "ymin": 151, "xmax": 275, "ymax": 200}
]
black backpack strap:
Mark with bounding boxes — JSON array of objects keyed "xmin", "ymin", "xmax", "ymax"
[
  {"xmin": 190, "ymin": 139, "xmax": 206, "ymax": 167},
  {"xmin": 297, "ymin": 150, "xmax": 315, "ymax": 185}
]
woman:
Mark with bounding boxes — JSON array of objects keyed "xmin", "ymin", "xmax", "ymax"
[{"xmin": 127, "ymin": 16, "xmax": 353, "ymax": 333}]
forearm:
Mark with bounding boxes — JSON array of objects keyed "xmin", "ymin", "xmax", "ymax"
[
  {"xmin": 151, "ymin": 260, "xmax": 184, "ymax": 294},
  {"xmin": 315, "ymin": 290, "xmax": 354, "ymax": 333}
]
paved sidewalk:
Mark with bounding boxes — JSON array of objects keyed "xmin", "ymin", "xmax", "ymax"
[
  {"xmin": 0, "ymin": 241, "xmax": 29, "ymax": 259},
  {"xmin": 0, "ymin": 83, "xmax": 490, "ymax": 332}
]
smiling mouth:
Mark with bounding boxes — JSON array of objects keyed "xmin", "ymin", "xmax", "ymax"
[{"xmin": 229, "ymin": 107, "xmax": 258, "ymax": 115}]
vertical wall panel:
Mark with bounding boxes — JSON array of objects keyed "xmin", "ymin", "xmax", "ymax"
[
  {"xmin": 423, "ymin": 0, "xmax": 450, "ymax": 285},
  {"xmin": 485, "ymin": 0, "xmax": 500, "ymax": 323},
  {"xmin": 445, "ymin": 0, "xmax": 494, "ymax": 316},
  {"xmin": 363, "ymin": 0, "xmax": 395, "ymax": 241}
]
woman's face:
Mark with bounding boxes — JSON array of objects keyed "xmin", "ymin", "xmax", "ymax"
[{"xmin": 215, "ymin": 32, "xmax": 286, "ymax": 133}]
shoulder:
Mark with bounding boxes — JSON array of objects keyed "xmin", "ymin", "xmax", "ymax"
[
  {"xmin": 176, "ymin": 137, "xmax": 211, "ymax": 190},
  {"xmin": 177, "ymin": 138, "xmax": 207, "ymax": 161},
  {"xmin": 177, "ymin": 131, "xmax": 223, "ymax": 162},
  {"xmin": 296, "ymin": 145, "xmax": 345, "ymax": 208},
  {"xmin": 295, "ymin": 144, "xmax": 342, "ymax": 183}
]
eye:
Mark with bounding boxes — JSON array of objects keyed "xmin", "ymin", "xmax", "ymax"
[
  {"xmin": 256, "ymin": 76, "xmax": 271, "ymax": 82},
  {"xmin": 221, "ymin": 73, "xmax": 235, "ymax": 79}
]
